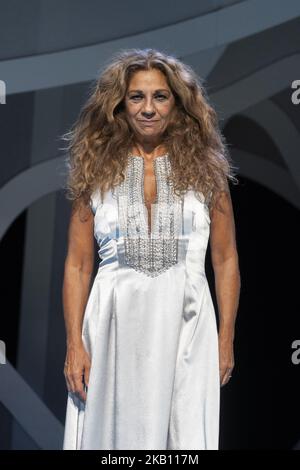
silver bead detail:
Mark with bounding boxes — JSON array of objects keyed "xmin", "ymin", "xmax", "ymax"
[{"xmin": 116, "ymin": 154, "xmax": 183, "ymax": 277}]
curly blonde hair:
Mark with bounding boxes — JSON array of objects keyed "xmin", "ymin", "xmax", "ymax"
[{"xmin": 61, "ymin": 47, "xmax": 238, "ymax": 211}]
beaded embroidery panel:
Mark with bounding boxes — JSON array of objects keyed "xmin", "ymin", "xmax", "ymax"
[{"xmin": 115, "ymin": 154, "xmax": 184, "ymax": 277}]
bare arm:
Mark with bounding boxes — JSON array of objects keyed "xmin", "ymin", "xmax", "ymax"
[
  {"xmin": 62, "ymin": 199, "xmax": 95, "ymax": 401},
  {"xmin": 209, "ymin": 188, "xmax": 241, "ymax": 386}
]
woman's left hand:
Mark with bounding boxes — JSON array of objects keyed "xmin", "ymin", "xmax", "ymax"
[{"xmin": 218, "ymin": 334, "xmax": 235, "ymax": 387}]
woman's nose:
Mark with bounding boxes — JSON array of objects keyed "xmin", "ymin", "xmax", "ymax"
[{"xmin": 142, "ymin": 111, "xmax": 155, "ymax": 119}]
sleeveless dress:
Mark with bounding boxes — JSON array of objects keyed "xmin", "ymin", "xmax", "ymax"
[{"xmin": 62, "ymin": 153, "xmax": 220, "ymax": 450}]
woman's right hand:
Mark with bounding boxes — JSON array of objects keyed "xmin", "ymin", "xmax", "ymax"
[{"xmin": 64, "ymin": 342, "xmax": 91, "ymax": 402}]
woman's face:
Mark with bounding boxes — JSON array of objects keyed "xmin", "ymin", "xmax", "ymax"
[{"xmin": 124, "ymin": 68, "xmax": 175, "ymax": 143}]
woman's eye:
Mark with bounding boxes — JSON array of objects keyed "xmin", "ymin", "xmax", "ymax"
[{"xmin": 130, "ymin": 95, "xmax": 167, "ymax": 101}]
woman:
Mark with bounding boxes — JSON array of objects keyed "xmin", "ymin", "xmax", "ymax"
[{"xmin": 62, "ymin": 48, "xmax": 240, "ymax": 450}]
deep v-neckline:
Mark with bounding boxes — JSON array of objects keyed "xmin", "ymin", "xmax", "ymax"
[
  {"xmin": 128, "ymin": 154, "xmax": 169, "ymax": 235},
  {"xmin": 116, "ymin": 153, "xmax": 183, "ymax": 276}
]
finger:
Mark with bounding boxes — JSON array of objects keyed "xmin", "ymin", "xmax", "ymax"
[
  {"xmin": 219, "ymin": 368, "xmax": 227, "ymax": 386},
  {"xmin": 220, "ymin": 368, "xmax": 230, "ymax": 386},
  {"xmin": 73, "ymin": 373, "xmax": 86, "ymax": 402},
  {"xmin": 64, "ymin": 373, "xmax": 72, "ymax": 393},
  {"xmin": 222, "ymin": 376, "xmax": 229, "ymax": 386},
  {"xmin": 84, "ymin": 364, "xmax": 90, "ymax": 389},
  {"xmin": 64, "ymin": 367, "xmax": 75, "ymax": 393},
  {"xmin": 69, "ymin": 375, "xmax": 77, "ymax": 394},
  {"xmin": 79, "ymin": 374, "xmax": 88, "ymax": 401},
  {"xmin": 64, "ymin": 366, "xmax": 73, "ymax": 392},
  {"xmin": 222, "ymin": 369, "xmax": 233, "ymax": 386},
  {"xmin": 80, "ymin": 389, "xmax": 87, "ymax": 402},
  {"xmin": 221, "ymin": 375, "xmax": 228, "ymax": 387},
  {"xmin": 69, "ymin": 372, "xmax": 81, "ymax": 393},
  {"xmin": 81, "ymin": 373, "xmax": 88, "ymax": 401}
]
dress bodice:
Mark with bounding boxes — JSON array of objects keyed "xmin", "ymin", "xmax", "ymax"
[{"xmin": 89, "ymin": 154, "xmax": 211, "ymax": 278}]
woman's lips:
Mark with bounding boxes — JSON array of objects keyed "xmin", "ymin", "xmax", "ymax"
[{"xmin": 138, "ymin": 120, "xmax": 159, "ymax": 126}]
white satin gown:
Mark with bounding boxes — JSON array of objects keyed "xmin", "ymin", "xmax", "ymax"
[{"xmin": 62, "ymin": 153, "xmax": 220, "ymax": 450}]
